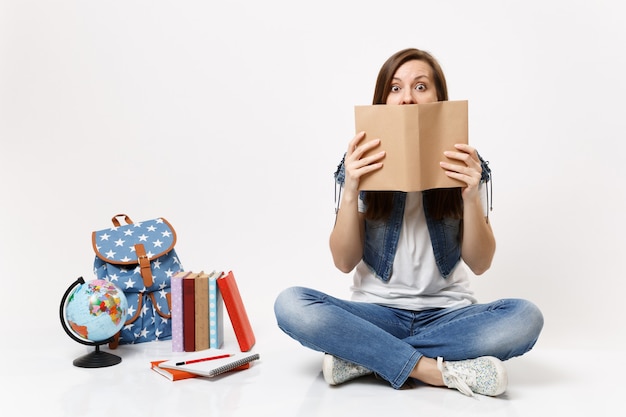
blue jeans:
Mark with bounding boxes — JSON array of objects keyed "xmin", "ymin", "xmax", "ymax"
[{"xmin": 274, "ymin": 286, "xmax": 544, "ymax": 389}]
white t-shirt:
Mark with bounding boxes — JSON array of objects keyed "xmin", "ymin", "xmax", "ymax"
[{"xmin": 350, "ymin": 191, "xmax": 480, "ymax": 311}]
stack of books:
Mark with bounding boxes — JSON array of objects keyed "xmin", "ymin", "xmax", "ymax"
[
  {"xmin": 171, "ymin": 270, "xmax": 256, "ymax": 353},
  {"xmin": 151, "ymin": 270, "xmax": 257, "ymax": 381}
]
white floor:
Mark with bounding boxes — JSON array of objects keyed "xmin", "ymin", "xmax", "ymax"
[{"xmin": 4, "ymin": 320, "xmax": 623, "ymax": 417}]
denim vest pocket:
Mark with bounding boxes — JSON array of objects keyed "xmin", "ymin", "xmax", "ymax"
[
  {"xmin": 362, "ymin": 193, "xmax": 406, "ymax": 282},
  {"xmin": 363, "ymin": 220, "xmax": 394, "ymax": 282},
  {"xmin": 424, "ymin": 215, "xmax": 461, "ymax": 278}
]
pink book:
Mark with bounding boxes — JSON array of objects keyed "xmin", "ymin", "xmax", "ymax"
[{"xmin": 171, "ymin": 271, "xmax": 190, "ymax": 352}]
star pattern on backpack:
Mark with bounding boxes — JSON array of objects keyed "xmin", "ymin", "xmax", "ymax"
[{"xmin": 94, "ymin": 218, "xmax": 175, "ymax": 264}]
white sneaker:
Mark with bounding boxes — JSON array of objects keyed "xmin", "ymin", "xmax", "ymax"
[
  {"xmin": 437, "ymin": 356, "xmax": 507, "ymax": 397},
  {"xmin": 322, "ymin": 354, "xmax": 373, "ymax": 385}
]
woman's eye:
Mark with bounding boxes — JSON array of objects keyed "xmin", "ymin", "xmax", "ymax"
[
  {"xmin": 390, "ymin": 85, "xmax": 400, "ymax": 92},
  {"xmin": 415, "ymin": 84, "xmax": 426, "ymax": 91}
]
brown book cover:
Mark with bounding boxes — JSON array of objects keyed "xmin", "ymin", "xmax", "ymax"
[
  {"xmin": 355, "ymin": 100, "xmax": 468, "ymax": 192},
  {"xmin": 217, "ymin": 271, "xmax": 256, "ymax": 352},
  {"xmin": 194, "ymin": 271, "xmax": 210, "ymax": 351}
]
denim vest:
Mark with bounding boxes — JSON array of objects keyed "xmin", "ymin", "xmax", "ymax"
[{"xmin": 333, "ymin": 154, "xmax": 491, "ymax": 282}]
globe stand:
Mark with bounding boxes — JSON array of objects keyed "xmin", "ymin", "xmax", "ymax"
[
  {"xmin": 72, "ymin": 343, "xmax": 122, "ymax": 368},
  {"xmin": 59, "ymin": 277, "xmax": 124, "ymax": 368}
]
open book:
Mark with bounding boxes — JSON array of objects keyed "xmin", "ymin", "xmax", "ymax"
[
  {"xmin": 158, "ymin": 349, "xmax": 260, "ymax": 378},
  {"xmin": 355, "ymin": 100, "xmax": 468, "ymax": 192}
]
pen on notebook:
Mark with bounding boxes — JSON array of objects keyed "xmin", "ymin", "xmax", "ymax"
[{"xmin": 175, "ymin": 354, "xmax": 233, "ymax": 366}]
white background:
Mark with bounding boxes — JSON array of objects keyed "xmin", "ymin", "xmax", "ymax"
[{"xmin": 1, "ymin": 0, "xmax": 624, "ymax": 353}]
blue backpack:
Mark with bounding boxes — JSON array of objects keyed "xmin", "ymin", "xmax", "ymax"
[{"xmin": 92, "ymin": 214, "xmax": 183, "ymax": 348}]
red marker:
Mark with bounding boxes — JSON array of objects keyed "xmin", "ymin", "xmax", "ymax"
[{"xmin": 175, "ymin": 354, "xmax": 233, "ymax": 366}]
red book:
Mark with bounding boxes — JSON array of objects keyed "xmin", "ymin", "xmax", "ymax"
[
  {"xmin": 182, "ymin": 273, "xmax": 199, "ymax": 352},
  {"xmin": 150, "ymin": 360, "xmax": 199, "ymax": 381},
  {"xmin": 217, "ymin": 271, "xmax": 256, "ymax": 352}
]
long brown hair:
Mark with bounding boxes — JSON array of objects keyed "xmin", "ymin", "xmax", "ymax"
[{"xmin": 364, "ymin": 48, "xmax": 463, "ymax": 221}]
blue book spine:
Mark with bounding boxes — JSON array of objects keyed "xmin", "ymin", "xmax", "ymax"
[{"xmin": 209, "ymin": 272, "xmax": 224, "ymax": 349}]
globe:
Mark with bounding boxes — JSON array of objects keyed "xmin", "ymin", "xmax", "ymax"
[{"xmin": 60, "ymin": 277, "xmax": 129, "ymax": 367}]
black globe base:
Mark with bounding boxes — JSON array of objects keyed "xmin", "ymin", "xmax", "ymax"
[{"xmin": 73, "ymin": 344, "xmax": 122, "ymax": 368}]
